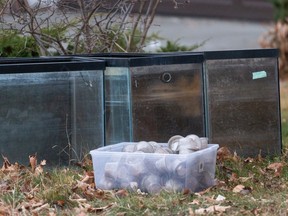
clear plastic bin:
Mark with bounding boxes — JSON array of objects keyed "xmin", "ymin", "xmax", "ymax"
[{"xmin": 90, "ymin": 143, "xmax": 219, "ymax": 193}]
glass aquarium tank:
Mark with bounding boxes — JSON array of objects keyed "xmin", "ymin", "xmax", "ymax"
[
  {"xmin": 203, "ymin": 49, "xmax": 281, "ymax": 156},
  {"xmin": 0, "ymin": 57, "xmax": 105, "ymax": 165},
  {"xmin": 81, "ymin": 53, "xmax": 154, "ymax": 145},
  {"xmin": 90, "ymin": 54, "xmax": 205, "ymax": 145}
]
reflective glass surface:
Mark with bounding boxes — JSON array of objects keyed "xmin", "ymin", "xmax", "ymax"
[
  {"xmin": 105, "ymin": 67, "xmax": 132, "ymax": 145},
  {"xmin": 205, "ymin": 56, "xmax": 281, "ymax": 156},
  {"xmin": 0, "ymin": 63, "xmax": 104, "ymax": 165},
  {"xmin": 131, "ymin": 63, "xmax": 204, "ymax": 142}
]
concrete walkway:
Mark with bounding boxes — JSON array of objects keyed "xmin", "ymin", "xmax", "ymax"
[{"xmin": 147, "ymin": 16, "xmax": 274, "ymax": 52}]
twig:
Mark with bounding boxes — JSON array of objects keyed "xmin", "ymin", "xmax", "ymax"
[
  {"xmin": 0, "ymin": 0, "xmax": 12, "ymax": 16},
  {"xmin": 139, "ymin": 0, "xmax": 160, "ymax": 50},
  {"xmin": 127, "ymin": 0, "xmax": 145, "ymax": 51},
  {"xmin": 31, "ymin": 203, "xmax": 50, "ymax": 213},
  {"xmin": 65, "ymin": 113, "xmax": 71, "ymax": 165}
]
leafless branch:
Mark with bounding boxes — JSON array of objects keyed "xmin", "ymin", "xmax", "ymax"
[
  {"xmin": 138, "ymin": 0, "xmax": 160, "ymax": 51},
  {"xmin": 0, "ymin": 0, "xmax": 169, "ymax": 55}
]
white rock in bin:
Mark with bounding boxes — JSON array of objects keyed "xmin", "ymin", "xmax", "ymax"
[
  {"xmin": 168, "ymin": 134, "xmax": 209, "ymax": 154},
  {"xmin": 200, "ymin": 137, "xmax": 208, "ymax": 149},
  {"xmin": 166, "ymin": 158, "xmax": 187, "ymax": 178},
  {"xmin": 154, "ymin": 146, "xmax": 173, "ymax": 154},
  {"xmin": 104, "ymin": 162, "xmax": 118, "ymax": 179},
  {"xmin": 186, "ymin": 134, "xmax": 202, "ymax": 150},
  {"xmin": 122, "ymin": 144, "xmax": 135, "ymax": 152},
  {"xmin": 134, "ymin": 141, "xmax": 154, "ymax": 153},
  {"xmin": 122, "ymin": 141, "xmax": 158, "ymax": 153},
  {"xmin": 164, "ymin": 179, "xmax": 184, "ymax": 192},
  {"xmin": 121, "ymin": 134, "xmax": 208, "ymax": 155},
  {"xmin": 178, "ymin": 137, "xmax": 195, "ymax": 154},
  {"xmin": 148, "ymin": 141, "xmax": 158, "ymax": 148},
  {"xmin": 167, "ymin": 135, "xmax": 184, "ymax": 152},
  {"xmin": 154, "ymin": 157, "xmax": 186, "ymax": 178},
  {"xmin": 141, "ymin": 174, "xmax": 162, "ymax": 194}
]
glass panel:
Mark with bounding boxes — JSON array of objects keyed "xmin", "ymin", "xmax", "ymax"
[
  {"xmin": 205, "ymin": 57, "xmax": 281, "ymax": 156},
  {"xmin": 0, "ymin": 70, "xmax": 104, "ymax": 165},
  {"xmin": 131, "ymin": 63, "xmax": 204, "ymax": 142},
  {"xmin": 105, "ymin": 67, "xmax": 132, "ymax": 145}
]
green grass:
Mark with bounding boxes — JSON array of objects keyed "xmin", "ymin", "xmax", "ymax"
[
  {"xmin": 1, "ymin": 124, "xmax": 287, "ymax": 215},
  {"xmin": 282, "ymin": 112, "xmax": 288, "ymax": 147}
]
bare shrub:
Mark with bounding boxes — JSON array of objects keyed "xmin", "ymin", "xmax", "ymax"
[{"xmin": 0, "ymin": 0, "xmax": 163, "ymax": 55}]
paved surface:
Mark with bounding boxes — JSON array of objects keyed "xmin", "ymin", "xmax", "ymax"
[{"xmin": 146, "ymin": 16, "xmax": 274, "ymax": 52}]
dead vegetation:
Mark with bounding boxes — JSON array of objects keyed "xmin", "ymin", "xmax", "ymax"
[
  {"xmin": 260, "ymin": 20, "xmax": 288, "ymax": 80},
  {"xmin": 1, "ymin": 143, "xmax": 288, "ymax": 215}
]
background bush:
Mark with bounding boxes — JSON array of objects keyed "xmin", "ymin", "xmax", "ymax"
[
  {"xmin": 260, "ymin": 0, "xmax": 288, "ymax": 80},
  {"xmin": 0, "ymin": 30, "xmax": 39, "ymax": 57}
]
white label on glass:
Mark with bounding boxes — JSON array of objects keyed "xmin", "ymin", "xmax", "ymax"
[{"xmin": 252, "ymin": 71, "xmax": 267, "ymax": 80}]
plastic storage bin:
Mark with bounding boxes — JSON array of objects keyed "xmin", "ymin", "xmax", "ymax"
[
  {"xmin": 0, "ymin": 57, "xmax": 105, "ymax": 165},
  {"xmin": 204, "ymin": 49, "xmax": 282, "ymax": 156},
  {"xmin": 90, "ymin": 143, "xmax": 219, "ymax": 193}
]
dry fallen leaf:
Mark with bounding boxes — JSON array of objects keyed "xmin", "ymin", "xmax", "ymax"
[
  {"xmin": 217, "ymin": 147, "xmax": 232, "ymax": 161},
  {"xmin": 72, "ymin": 180, "xmax": 89, "ymax": 192},
  {"xmin": 188, "ymin": 207, "xmax": 195, "ymax": 216},
  {"xmin": 115, "ymin": 189, "xmax": 129, "ymax": 198},
  {"xmin": 232, "ymin": 151, "xmax": 241, "ymax": 162},
  {"xmin": 232, "ymin": 184, "xmax": 245, "ymax": 193},
  {"xmin": 34, "ymin": 160, "xmax": 46, "ymax": 176},
  {"xmin": 0, "ymin": 205, "xmax": 10, "ymax": 216},
  {"xmin": 183, "ymin": 188, "xmax": 191, "ymax": 195},
  {"xmin": 116, "ymin": 212, "xmax": 128, "ymax": 216},
  {"xmin": 244, "ymin": 157, "xmax": 254, "ymax": 163},
  {"xmin": 215, "ymin": 194, "xmax": 226, "ymax": 201},
  {"xmin": 267, "ymin": 162, "xmax": 284, "ymax": 177},
  {"xmin": 55, "ymin": 200, "xmax": 65, "ymax": 207},
  {"xmin": 40, "ymin": 160, "xmax": 46, "ymax": 166},
  {"xmin": 87, "ymin": 203, "xmax": 114, "ymax": 213},
  {"xmin": 81, "ymin": 171, "xmax": 94, "ymax": 185},
  {"xmin": 215, "ymin": 180, "xmax": 227, "ymax": 188},
  {"xmin": 229, "ymin": 172, "xmax": 238, "ymax": 182},
  {"xmin": 251, "ymin": 207, "xmax": 261, "ymax": 216},
  {"xmin": 195, "ymin": 186, "xmax": 212, "ymax": 196},
  {"xmin": 257, "ymin": 152, "xmax": 263, "ymax": 162},
  {"xmin": 31, "ymin": 203, "xmax": 50, "ymax": 213},
  {"xmin": 232, "ymin": 184, "xmax": 252, "ymax": 195},
  {"xmin": 188, "ymin": 199, "xmax": 200, "ymax": 205},
  {"xmin": 94, "ymin": 189, "xmax": 106, "ymax": 199},
  {"xmin": 1, "ymin": 154, "xmax": 11, "ymax": 168},
  {"xmin": 29, "ymin": 154, "xmax": 37, "ymax": 172},
  {"xmin": 1, "ymin": 155, "xmax": 19, "ymax": 173},
  {"xmin": 239, "ymin": 174, "xmax": 254, "ymax": 183},
  {"xmin": 259, "ymin": 167, "xmax": 266, "ymax": 175},
  {"xmin": 195, "ymin": 205, "xmax": 231, "ymax": 215}
]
